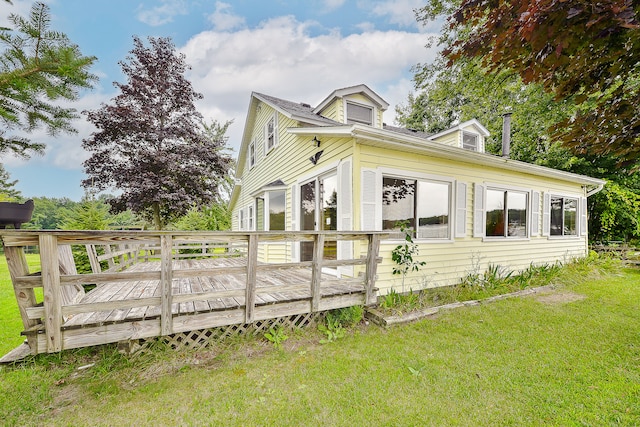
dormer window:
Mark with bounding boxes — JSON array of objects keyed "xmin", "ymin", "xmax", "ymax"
[
  {"xmin": 462, "ymin": 132, "xmax": 479, "ymax": 151},
  {"xmin": 346, "ymin": 102, "xmax": 373, "ymax": 126}
]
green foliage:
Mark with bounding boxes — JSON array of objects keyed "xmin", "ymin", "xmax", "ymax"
[
  {"xmin": 318, "ymin": 307, "xmax": 363, "ymax": 343},
  {"xmin": 0, "ymin": 2, "xmax": 96, "ymax": 159},
  {"xmin": 415, "ymin": 0, "xmax": 640, "ymax": 167},
  {"xmin": 589, "ymin": 180, "xmax": 640, "ymax": 243},
  {"xmin": 59, "ymin": 199, "xmax": 111, "ymax": 230},
  {"xmin": 0, "ymin": 163, "xmax": 20, "ymax": 200},
  {"xmin": 82, "ymin": 37, "xmax": 232, "ymax": 230},
  {"xmin": 318, "ymin": 315, "xmax": 345, "ymax": 344},
  {"xmin": 391, "ymin": 221, "xmax": 426, "ymax": 292},
  {"xmin": 172, "ymin": 202, "xmax": 231, "ymax": 231},
  {"xmin": 380, "ymin": 288, "xmax": 422, "ymax": 314},
  {"xmin": 263, "ymin": 325, "xmax": 288, "ymax": 349}
]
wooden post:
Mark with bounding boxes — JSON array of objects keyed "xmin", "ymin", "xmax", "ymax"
[
  {"xmin": 310, "ymin": 233, "xmax": 324, "ymax": 312},
  {"xmin": 160, "ymin": 235, "xmax": 173, "ymax": 335},
  {"xmin": 245, "ymin": 234, "xmax": 258, "ymax": 323},
  {"xmin": 39, "ymin": 234, "xmax": 63, "ymax": 353},
  {"xmin": 5, "ymin": 246, "xmax": 39, "ymax": 352},
  {"xmin": 364, "ymin": 233, "xmax": 381, "ymax": 306}
]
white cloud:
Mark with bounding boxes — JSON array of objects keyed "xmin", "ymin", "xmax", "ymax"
[
  {"xmin": 321, "ymin": 0, "xmax": 347, "ymax": 12},
  {"xmin": 181, "ymin": 16, "xmax": 437, "ymax": 153},
  {"xmin": 0, "ymin": 0, "xmax": 32, "ymax": 28},
  {"xmin": 368, "ymin": 0, "xmax": 423, "ymax": 29},
  {"xmin": 136, "ymin": 0, "xmax": 188, "ymax": 27},
  {"xmin": 207, "ymin": 1, "xmax": 246, "ymax": 32}
]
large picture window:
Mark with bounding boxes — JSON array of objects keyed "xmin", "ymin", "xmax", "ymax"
[
  {"xmin": 485, "ymin": 189, "xmax": 528, "ymax": 237},
  {"xmin": 382, "ymin": 176, "xmax": 451, "ymax": 239},
  {"xmin": 550, "ymin": 196, "xmax": 577, "ymax": 236}
]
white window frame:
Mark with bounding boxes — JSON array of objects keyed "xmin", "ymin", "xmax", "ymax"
[
  {"xmin": 479, "ymin": 183, "xmax": 532, "ymax": 241},
  {"xmin": 264, "ymin": 113, "xmax": 278, "ymax": 154},
  {"xmin": 248, "ymin": 140, "xmax": 256, "ymax": 169},
  {"xmin": 379, "ymin": 168, "xmax": 455, "ymax": 243},
  {"xmin": 239, "ymin": 208, "xmax": 246, "ymax": 231},
  {"xmin": 265, "ymin": 189, "xmax": 286, "ymax": 231},
  {"xmin": 544, "ymin": 192, "xmax": 583, "ymax": 239},
  {"xmin": 247, "ymin": 205, "xmax": 254, "ymax": 231},
  {"xmin": 462, "ymin": 131, "xmax": 479, "ymax": 151}
]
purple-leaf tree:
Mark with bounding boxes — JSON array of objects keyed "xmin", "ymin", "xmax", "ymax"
[{"xmin": 82, "ymin": 36, "xmax": 232, "ymax": 229}]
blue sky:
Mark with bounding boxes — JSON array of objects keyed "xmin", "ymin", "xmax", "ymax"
[{"xmin": 2, "ymin": 0, "xmax": 440, "ymax": 200}]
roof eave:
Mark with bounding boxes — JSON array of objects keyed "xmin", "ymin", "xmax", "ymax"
[{"xmin": 288, "ymin": 125, "xmax": 606, "ymax": 187}]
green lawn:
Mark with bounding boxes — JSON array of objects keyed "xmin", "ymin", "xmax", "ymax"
[
  {"xmin": 0, "ymin": 253, "xmax": 41, "ymax": 355},
  {"xmin": 1, "ymin": 256, "xmax": 639, "ymax": 426}
]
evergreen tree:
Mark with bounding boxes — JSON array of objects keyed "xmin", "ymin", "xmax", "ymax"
[
  {"xmin": 0, "ymin": 2, "xmax": 96, "ymax": 158},
  {"xmin": 0, "ymin": 162, "xmax": 21, "ymax": 200},
  {"xmin": 82, "ymin": 37, "xmax": 232, "ymax": 229}
]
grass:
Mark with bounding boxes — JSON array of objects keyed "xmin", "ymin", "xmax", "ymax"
[
  {"xmin": 1, "ymin": 255, "xmax": 639, "ymax": 426},
  {"xmin": 0, "ymin": 253, "xmax": 41, "ymax": 355}
]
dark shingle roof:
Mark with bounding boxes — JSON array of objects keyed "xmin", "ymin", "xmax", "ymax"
[
  {"xmin": 254, "ymin": 92, "xmax": 343, "ymax": 126},
  {"xmin": 383, "ymin": 124, "xmax": 433, "ymax": 139}
]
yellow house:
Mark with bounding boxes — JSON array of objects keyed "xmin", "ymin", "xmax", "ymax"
[{"xmin": 229, "ymin": 84, "xmax": 605, "ymax": 294}]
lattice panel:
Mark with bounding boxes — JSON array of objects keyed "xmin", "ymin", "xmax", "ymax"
[{"xmin": 122, "ymin": 312, "xmax": 324, "ymax": 356}]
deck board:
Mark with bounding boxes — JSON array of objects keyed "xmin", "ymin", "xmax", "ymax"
[{"xmin": 60, "ymin": 257, "xmax": 363, "ymax": 330}]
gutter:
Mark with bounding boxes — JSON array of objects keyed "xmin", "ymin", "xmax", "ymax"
[
  {"xmin": 586, "ymin": 182, "xmax": 605, "ymax": 197},
  {"xmin": 289, "ymin": 125, "xmax": 606, "ymax": 187}
]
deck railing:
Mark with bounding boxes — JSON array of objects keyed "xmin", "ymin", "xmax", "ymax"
[{"xmin": 1, "ymin": 230, "xmax": 384, "ymax": 356}]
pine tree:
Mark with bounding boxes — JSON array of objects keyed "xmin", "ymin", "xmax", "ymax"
[{"xmin": 0, "ymin": 2, "xmax": 96, "ymax": 158}]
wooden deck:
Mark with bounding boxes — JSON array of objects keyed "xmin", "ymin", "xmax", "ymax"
[{"xmin": 1, "ymin": 230, "xmax": 384, "ymax": 361}]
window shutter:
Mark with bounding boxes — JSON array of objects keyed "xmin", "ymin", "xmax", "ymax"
[
  {"xmin": 580, "ymin": 196, "xmax": 588, "ymax": 236},
  {"xmin": 473, "ymin": 183, "xmax": 485, "ymax": 237},
  {"xmin": 361, "ymin": 169, "xmax": 379, "ymax": 230},
  {"xmin": 530, "ymin": 191, "xmax": 540, "ymax": 236},
  {"xmin": 542, "ymin": 193, "xmax": 551, "ymax": 237},
  {"xmin": 455, "ymin": 182, "xmax": 467, "ymax": 238},
  {"xmin": 338, "ymin": 160, "xmax": 353, "ymax": 276}
]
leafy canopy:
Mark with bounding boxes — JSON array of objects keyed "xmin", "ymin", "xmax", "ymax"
[
  {"xmin": 421, "ymin": 0, "xmax": 640, "ymax": 167},
  {"xmin": 0, "ymin": 1, "xmax": 96, "ymax": 158},
  {"xmin": 82, "ymin": 36, "xmax": 232, "ymax": 229}
]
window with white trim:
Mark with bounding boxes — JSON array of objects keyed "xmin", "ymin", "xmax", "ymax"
[
  {"xmin": 239, "ymin": 208, "xmax": 246, "ymax": 230},
  {"xmin": 267, "ymin": 190, "xmax": 286, "ymax": 231},
  {"xmin": 550, "ymin": 196, "xmax": 578, "ymax": 236},
  {"xmin": 462, "ymin": 132, "xmax": 479, "ymax": 151},
  {"xmin": 247, "ymin": 205, "xmax": 254, "ymax": 231},
  {"xmin": 248, "ymin": 141, "xmax": 256, "ymax": 169},
  {"xmin": 265, "ymin": 114, "xmax": 277, "ymax": 153},
  {"xmin": 346, "ymin": 102, "xmax": 373, "ymax": 125},
  {"xmin": 382, "ymin": 176, "xmax": 451, "ymax": 239},
  {"xmin": 485, "ymin": 188, "xmax": 528, "ymax": 237}
]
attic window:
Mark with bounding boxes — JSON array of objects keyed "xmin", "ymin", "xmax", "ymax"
[
  {"xmin": 265, "ymin": 114, "xmax": 278, "ymax": 153},
  {"xmin": 346, "ymin": 102, "xmax": 373, "ymax": 125},
  {"xmin": 462, "ymin": 132, "xmax": 479, "ymax": 151}
]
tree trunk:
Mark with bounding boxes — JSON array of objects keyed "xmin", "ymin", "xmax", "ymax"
[{"xmin": 153, "ymin": 202, "xmax": 163, "ymax": 230}]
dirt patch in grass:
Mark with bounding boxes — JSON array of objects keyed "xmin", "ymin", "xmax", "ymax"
[{"xmin": 535, "ymin": 291, "xmax": 586, "ymax": 305}]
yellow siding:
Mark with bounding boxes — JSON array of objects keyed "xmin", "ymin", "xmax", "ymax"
[
  {"xmin": 432, "ymin": 131, "xmax": 460, "ymax": 148},
  {"xmin": 233, "ymin": 102, "xmax": 356, "ymax": 263},
  {"xmin": 319, "ymin": 99, "xmax": 343, "ymax": 123},
  {"xmin": 355, "ymin": 144, "xmax": 588, "ymax": 295}
]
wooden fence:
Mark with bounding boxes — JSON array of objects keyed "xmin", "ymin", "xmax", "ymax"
[{"xmin": 0, "ymin": 230, "xmax": 384, "ymax": 358}]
